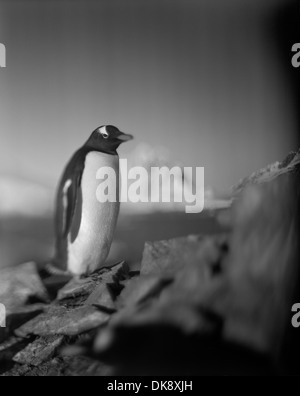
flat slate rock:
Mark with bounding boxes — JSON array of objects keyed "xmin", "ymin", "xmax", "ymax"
[
  {"xmin": 0, "ymin": 262, "xmax": 130, "ymax": 374},
  {"xmin": 117, "ymin": 275, "xmax": 173, "ymax": 309},
  {"xmin": 0, "ymin": 336, "xmax": 31, "ymax": 366},
  {"xmin": 0, "ymin": 303, "xmax": 47, "ymax": 343},
  {"xmin": 141, "ymin": 235, "xmax": 226, "ymax": 276},
  {"xmin": 57, "ymin": 261, "xmax": 129, "ymax": 308},
  {"xmin": 85, "ymin": 261, "xmax": 129, "ymax": 310},
  {"xmin": 85, "ymin": 283, "xmax": 116, "ymax": 311},
  {"xmin": 16, "ymin": 305, "xmax": 110, "ymax": 337},
  {"xmin": 0, "ymin": 262, "xmax": 48, "ymax": 311},
  {"xmin": 13, "ymin": 335, "xmax": 65, "ymax": 366},
  {"xmin": 57, "ymin": 277, "xmax": 95, "ymax": 302}
]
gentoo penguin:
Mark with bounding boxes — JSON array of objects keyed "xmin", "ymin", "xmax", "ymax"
[{"xmin": 53, "ymin": 125, "xmax": 133, "ymax": 275}]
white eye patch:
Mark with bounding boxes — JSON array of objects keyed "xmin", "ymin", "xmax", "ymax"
[{"xmin": 99, "ymin": 126, "xmax": 109, "ymax": 139}]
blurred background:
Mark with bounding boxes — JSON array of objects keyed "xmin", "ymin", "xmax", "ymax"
[{"xmin": 0, "ymin": 0, "xmax": 299, "ymax": 269}]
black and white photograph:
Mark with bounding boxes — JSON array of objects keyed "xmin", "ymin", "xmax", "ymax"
[{"xmin": 0, "ymin": 0, "xmax": 299, "ymax": 378}]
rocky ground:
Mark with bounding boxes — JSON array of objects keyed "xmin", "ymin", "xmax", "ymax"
[{"xmin": 0, "ymin": 150, "xmax": 299, "ymax": 376}]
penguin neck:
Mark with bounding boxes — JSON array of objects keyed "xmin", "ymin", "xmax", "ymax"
[{"xmin": 82, "ymin": 144, "xmax": 118, "ymax": 156}]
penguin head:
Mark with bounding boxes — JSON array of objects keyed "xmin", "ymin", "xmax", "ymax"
[{"xmin": 86, "ymin": 125, "xmax": 133, "ymax": 154}]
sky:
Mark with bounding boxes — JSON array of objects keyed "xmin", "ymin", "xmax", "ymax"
[{"xmin": 0, "ymin": 0, "xmax": 299, "ymax": 191}]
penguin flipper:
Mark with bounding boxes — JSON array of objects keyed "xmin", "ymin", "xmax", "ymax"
[
  {"xmin": 55, "ymin": 152, "xmax": 84, "ymax": 240},
  {"xmin": 54, "ymin": 149, "xmax": 88, "ymax": 272},
  {"xmin": 61, "ymin": 172, "xmax": 82, "ymax": 239},
  {"xmin": 61, "ymin": 179, "xmax": 74, "ymax": 237},
  {"xmin": 56, "ymin": 150, "xmax": 88, "ymax": 245}
]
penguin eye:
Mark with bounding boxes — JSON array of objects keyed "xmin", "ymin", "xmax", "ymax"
[{"xmin": 101, "ymin": 131, "xmax": 109, "ymax": 139}]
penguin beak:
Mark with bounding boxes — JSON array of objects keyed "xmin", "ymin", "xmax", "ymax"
[{"xmin": 117, "ymin": 133, "xmax": 134, "ymax": 142}]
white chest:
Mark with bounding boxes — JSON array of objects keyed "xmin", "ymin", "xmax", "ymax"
[
  {"xmin": 82, "ymin": 151, "xmax": 119, "ymax": 208},
  {"xmin": 68, "ymin": 151, "xmax": 120, "ymax": 275}
]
